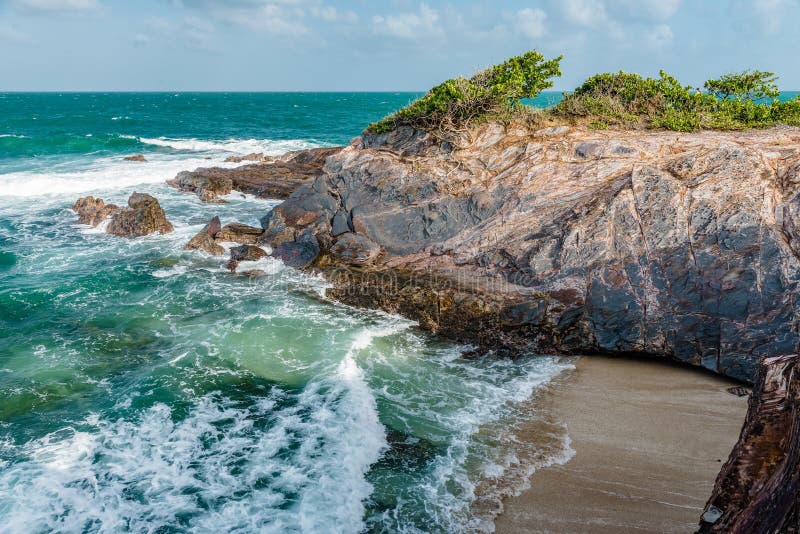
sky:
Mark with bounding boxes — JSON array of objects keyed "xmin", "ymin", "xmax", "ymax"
[{"xmin": 0, "ymin": 0, "xmax": 798, "ymax": 91}]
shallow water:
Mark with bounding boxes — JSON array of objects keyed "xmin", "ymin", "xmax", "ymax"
[{"xmin": 0, "ymin": 93, "xmax": 572, "ymax": 533}]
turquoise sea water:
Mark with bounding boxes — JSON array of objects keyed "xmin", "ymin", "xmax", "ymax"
[{"xmin": 0, "ymin": 93, "xmax": 572, "ymax": 533}]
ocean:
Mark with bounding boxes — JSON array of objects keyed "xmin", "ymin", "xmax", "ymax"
[{"xmin": 0, "ymin": 92, "xmax": 573, "ymax": 533}]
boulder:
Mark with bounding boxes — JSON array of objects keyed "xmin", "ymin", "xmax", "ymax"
[
  {"xmin": 272, "ymin": 233, "xmax": 320, "ymax": 269},
  {"xmin": 106, "ymin": 193, "xmax": 174, "ymax": 237},
  {"xmin": 214, "ymin": 223, "xmax": 263, "ymax": 244},
  {"xmin": 72, "ymin": 196, "xmax": 120, "ymax": 226},
  {"xmin": 226, "ymin": 244, "xmax": 267, "ymax": 272},
  {"xmin": 124, "ymin": 154, "xmax": 147, "ymax": 162},
  {"xmin": 329, "ymin": 233, "xmax": 381, "ymax": 266},
  {"xmin": 185, "ymin": 215, "xmax": 224, "ymax": 256},
  {"xmin": 167, "ymin": 171, "xmax": 233, "ymax": 202}
]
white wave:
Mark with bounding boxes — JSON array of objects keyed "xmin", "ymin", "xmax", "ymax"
[
  {"xmin": 135, "ymin": 136, "xmax": 322, "ymax": 156},
  {"xmin": 0, "ymin": 155, "xmax": 234, "ymax": 198},
  {"xmin": 0, "ymin": 134, "xmax": 26, "ymax": 139}
]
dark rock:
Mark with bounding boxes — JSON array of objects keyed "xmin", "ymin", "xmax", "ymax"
[
  {"xmin": 214, "ymin": 223, "xmax": 263, "ymax": 244},
  {"xmin": 699, "ymin": 354, "xmax": 800, "ymax": 533},
  {"xmin": 226, "ymin": 244, "xmax": 267, "ymax": 272},
  {"xmin": 167, "ymin": 170, "xmax": 233, "ymax": 202},
  {"xmin": 107, "ymin": 193, "xmax": 174, "ymax": 237},
  {"xmin": 329, "ymin": 233, "xmax": 381, "ymax": 266},
  {"xmin": 272, "ymin": 234, "xmax": 320, "ymax": 269},
  {"xmin": 124, "ymin": 154, "xmax": 147, "ymax": 162},
  {"xmin": 185, "ymin": 216, "xmax": 224, "ymax": 256}
]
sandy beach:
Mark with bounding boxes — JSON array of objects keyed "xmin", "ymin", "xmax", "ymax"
[{"xmin": 494, "ymin": 356, "xmax": 749, "ymax": 533}]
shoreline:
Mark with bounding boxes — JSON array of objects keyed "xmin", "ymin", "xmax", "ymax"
[{"xmin": 493, "ymin": 356, "xmax": 748, "ymax": 533}]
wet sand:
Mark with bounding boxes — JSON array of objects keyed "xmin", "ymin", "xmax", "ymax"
[{"xmin": 494, "ymin": 356, "xmax": 748, "ymax": 533}]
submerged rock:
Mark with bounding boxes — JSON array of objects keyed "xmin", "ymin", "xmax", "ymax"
[
  {"xmin": 214, "ymin": 223, "xmax": 263, "ymax": 244},
  {"xmin": 107, "ymin": 193, "xmax": 174, "ymax": 236},
  {"xmin": 258, "ymin": 123, "xmax": 800, "ymax": 383},
  {"xmin": 124, "ymin": 154, "xmax": 147, "ymax": 162},
  {"xmin": 185, "ymin": 215, "xmax": 224, "ymax": 256},
  {"xmin": 226, "ymin": 244, "xmax": 267, "ymax": 272}
]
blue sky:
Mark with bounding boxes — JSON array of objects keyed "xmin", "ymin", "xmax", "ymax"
[{"xmin": 0, "ymin": 0, "xmax": 798, "ymax": 91}]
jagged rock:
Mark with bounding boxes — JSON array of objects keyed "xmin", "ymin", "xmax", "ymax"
[
  {"xmin": 272, "ymin": 233, "xmax": 320, "ymax": 269},
  {"xmin": 106, "ymin": 193, "xmax": 173, "ymax": 237},
  {"xmin": 124, "ymin": 154, "xmax": 147, "ymax": 162},
  {"xmin": 699, "ymin": 354, "xmax": 799, "ymax": 533},
  {"xmin": 214, "ymin": 223, "xmax": 263, "ymax": 244},
  {"xmin": 226, "ymin": 244, "xmax": 267, "ymax": 272},
  {"xmin": 329, "ymin": 233, "xmax": 381, "ymax": 266},
  {"xmin": 168, "ymin": 147, "xmax": 342, "ymax": 202},
  {"xmin": 73, "ymin": 193, "xmax": 172, "ymax": 237},
  {"xmin": 185, "ymin": 215, "xmax": 224, "ymax": 256},
  {"xmin": 258, "ymin": 123, "xmax": 800, "ymax": 383},
  {"xmin": 167, "ymin": 171, "xmax": 233, "ymax": 202},
  {"xmin": 72, "ymin": 196, "xmax": 120, "ymax": 226}
]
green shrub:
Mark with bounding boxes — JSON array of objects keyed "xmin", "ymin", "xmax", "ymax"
[
  {"xmin": 554, "ymin": 69, "xmax": 800, "ymax": 131},
  {"xmin": 366, "ymin": 51, "xmax": 562, "ymax": 134}
]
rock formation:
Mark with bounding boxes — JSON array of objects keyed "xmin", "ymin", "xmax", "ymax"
[
  {"xmin": 107, "ymin": 193, "xmax": 173, "ymax": 236},
  {"xmin": 259, "ymin": 124, "xmax": 800, "ymax": 383},
  {"xmin": 185, "ymin": 215, "xmax": 225, "ymax": 256},
  {"xmin": 124, "ymin": 154, "xmax": 147, "ymax": 162},
  {"xmin": 227, "ymin": 244, "xmax": 267, "ymax": 272},
  {"xmin": 168, "ymin": 147, "xmax": 342, "ymax": 202},
  {"xmin": 214, "ymin": 223, "xmax": 263, "ymax": 244},
  {"xmin": 699, "ymin": 354, "xmax": 799, "ymax": 533},
  {"xmin": 73, "ymin": 192, "xmax": 173, "ymax": 237}
]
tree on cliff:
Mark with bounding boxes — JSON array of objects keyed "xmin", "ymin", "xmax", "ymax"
[{"xmin": 367, "ymin": 51, "xmax": 562, "ymax": 134}]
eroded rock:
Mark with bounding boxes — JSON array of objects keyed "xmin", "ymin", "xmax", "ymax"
[
  {"xmin": 185, "ymin": 216, "xmax": 224, "ymax": 256},
  {"xmin": 107, "ymin": 193, "xmax": 174, "ymax": 236},
  {"xmin": 124, "ymin": 154, "xmax": 147, "ymax": 162},
  {"xmin": 73, "ymin": 196, "xmax": 121, "ymax": 226},
  {"xmin": 214, "ymin": 223, "xmax": 263, "ymax": 244},
  {"xmin": 226, "ymin": 244, "xmax": 267, "ymax": 272}
]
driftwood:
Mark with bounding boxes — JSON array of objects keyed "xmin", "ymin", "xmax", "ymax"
[{"xmin": 699, "ymin": 354, "xmax": 800, "ymax": 533}]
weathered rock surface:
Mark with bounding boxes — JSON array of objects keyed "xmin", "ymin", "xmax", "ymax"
[
  {"xmin": 227, "ymin": 244, "xmax": 267, "ymax": 272},
  {"xmin": 73, "ymin": 193, "xmax": 173, "ymax": 237},
  {"xmin": 72, "ymin": 196, "xmax": 121, "ymax": 226},
  {"xmin": 107, "ymin": 193, "xmax": 174, "ymax": 236},
  {"xmin": 272, "ymin": 233, "xmax": 320, "ymax": 269},
  {"xmin": 260, "ymin": 123, "xmax": 800, "ymax": 383},
  {"xmin": 124, "ymin": 154, "xmax": 147, "ymax": 162},
  {"xmin": 214, "ymin": 223, "xmax": 263, "ymax": 244},
  {"xmin": 168, "ymin": 147, "xmax": 342, "ymax": 202},
  {"xmin": 699, "ymin": 354, "xmax": 799, "ymax": 533},
  {"xmin": 185, "ymin": 215, "xmax": 225, "ymax": 256},
  {"xmin": 329, "ymin": 232, "xmax": 382, "ymax": 266}
]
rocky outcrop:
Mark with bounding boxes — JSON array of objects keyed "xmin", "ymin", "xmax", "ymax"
[
  {"xmin": 259, "ymin": 124, "xmax": 800, "ymax": 383},
  {"xmin": 185, "ymin": 216, "xmax": 225, "ymax": 256},
  {"xmin": 107, "ymin": 193, "xmax": 173, "ymax": 236},
  {"xmin": 73, "ymin": 196, "xmax": 121, "ymax": 226},
  {"xmin": 168, "ymin": 147, "xmax": 342, "ymax": 202},
  {"xmin": 73, "ymin": 193, "xmax": 173, "ymax": 237},
  {"xmin": 699, "ymin": 354, "xmax": 799, "ymax": 533},
  {"xmin": 124, "ymin": 154, "xmax": 147, "ymax": 162},
  {"xmin": 227, "ymin": 244, "xmax": 267, "ymax": 272},
  {"xmin": 214, "ymin": 223, "xmax": 263, "ymax": 244}
]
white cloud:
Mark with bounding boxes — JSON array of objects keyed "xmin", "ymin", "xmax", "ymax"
[
  {"xmin": 372, "ymin": 3, "xmax": 443, "ymax": 40},
  {"xmin": 515, "ymin": 7, "xmax": 547, "ymax": 39},
  {"xmin": 210, "ymin": 2, "xmax": 310, "ymax": 35},
  {"xmin": 311, "ymin": 6, "xmax": 358, "ymax": 24},
  {"xmin": 561, "ymin": 0, "xmax": 607, "ymax": 27},
  {"xmin": 10, "ymin": 0, "xmax": 99, "ymax": 12}
]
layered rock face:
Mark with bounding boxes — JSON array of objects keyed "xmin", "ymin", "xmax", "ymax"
[
  {"xmin": 261, "ymin": 124, "xmax": 800, "ymax": 383},
  {"xmin": 168, "ymin": 147, "xmax": 342, "ymax": 202},
  {"xmin": 73, "ymin": 192, "xmax": 173, "ymax": 237}
]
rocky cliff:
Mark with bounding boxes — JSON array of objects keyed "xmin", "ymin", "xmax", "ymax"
[{"xmin": 258, "ymin": 123, "xmax": 800, "ymax": 383}]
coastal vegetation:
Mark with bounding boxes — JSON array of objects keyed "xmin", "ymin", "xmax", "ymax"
[{"xmin": 367, "ymin": 52, "xmax": 800, "ymax": 134}]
